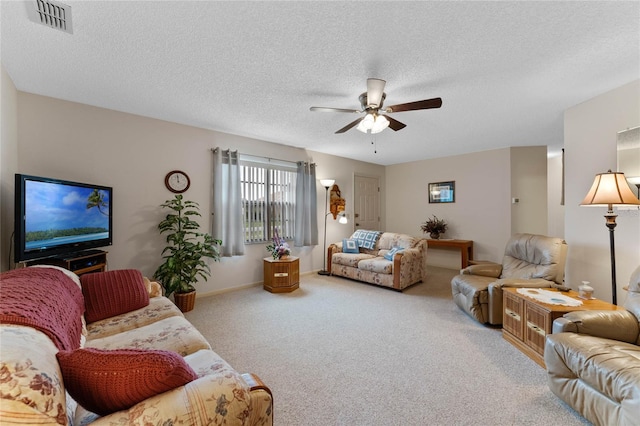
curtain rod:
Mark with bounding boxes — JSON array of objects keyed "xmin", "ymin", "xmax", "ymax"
[{"xmin": 211, "ymin": 148, "xmax": 301, "ymax": 167}]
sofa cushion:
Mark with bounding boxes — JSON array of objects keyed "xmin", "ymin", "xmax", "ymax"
[
  {"xmin": 0, "ymin": 325, "xmax": 67, "ymax": 425},
  {"xmin": 351, "ymin": 229, "xmax": 381, "ymax": 250},
  {"xmin": 332, "ymin": 252, "xmax": 376, "ymax": 268},
  {"xmin": 86, "ymin": 296, "xmax": 183, "ymax": 340},
  {"xmin": 81, "ymin": 269, "xmax": 150, "ymax": 323},
  {"xmin": 85, "ymin": 315, "xmax": 211, "ymax": 356},
  {"xmin": 56, "ymin": 347, "xmax": 197, "ymax": 416},
  {"xmin": 358, "ymin": 257, "xmax": 393, "ymax": 274},
  {"xmin": 377, "ymin": 232, "xmax": 418, "ymax": 250},
  {"xmin": 342, "ymin": 238, "xmax": 359, "ymax": 253}
]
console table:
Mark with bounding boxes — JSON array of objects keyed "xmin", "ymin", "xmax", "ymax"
[{"xmin": 426, "ymin": 239, "xmax": 473, "ymax": 268}]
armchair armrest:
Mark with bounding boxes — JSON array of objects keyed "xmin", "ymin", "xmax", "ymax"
[
  {"xmin": 461, "ymin": 262, "xmax": 502, "ymax": 278},
  {"xmin": 552, "ymin": 310, "xmax": 640, "ymax": 343},
  {"xmin": 94, "ymin": 373, "xmax": 273, "ymax": 425}
]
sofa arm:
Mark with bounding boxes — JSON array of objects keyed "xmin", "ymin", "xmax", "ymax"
[
  {"xmin": 552, "ymin": 310, "xmax": 640, "ymax": 343},
  {"xmin": 93, "ymin": 373, "xmax": 273, "ymax": 425},
  {"xmin": 327, "ymin": 243, "xmax": 342, "ymax": 274},
  {"xmin": 461, "ymin": 262, "xmax": 502, "ymax": 278}
]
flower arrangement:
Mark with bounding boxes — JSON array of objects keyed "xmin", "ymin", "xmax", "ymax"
[
  {"xmin": 420, "ymin": 215, "xmax": 448, "ymax": 239},
  {"xmin": 266, "ymin": 228, "xmax": 291, "ymax": 259}
]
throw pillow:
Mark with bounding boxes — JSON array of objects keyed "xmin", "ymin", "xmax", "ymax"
[
  {"xmin": 384, "ymin": 246, "xmax": 404, "ymax": 261},
  {"xmin": 351, "ymin": 230, "xmax": 381, "ymax": 250},
  {"xmin": 81, "ymin": 269, "xmax": 149, "ymax": 323},
  {"xmin": 56, "ymin": 348, "xmax": 197, "ymax": 416},
  {"xmin": 342, "ymin": 238, "xmax": 359, "ymax": 254}
]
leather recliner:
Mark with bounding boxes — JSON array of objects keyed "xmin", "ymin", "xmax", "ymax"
[
  {"xmin": 544, "ymin": 265, "xmax": 640, "ymax": 426},
  {"xmin": 450, "ymin": 233, "xmax": 568, "ymax": 325}
]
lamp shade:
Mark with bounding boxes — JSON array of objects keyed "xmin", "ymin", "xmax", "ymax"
[
  {"xmin": 580, "ymin": 171, "xmax": 640, "ymax": 206},
  {"xmin": 371, "ymin": 115, "xmax": 390, "ymax": 134},
  {"xmin": 320, "ymin": 179, "xmax": 335, "ymax": 188}
]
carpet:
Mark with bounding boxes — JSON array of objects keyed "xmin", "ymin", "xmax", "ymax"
[{"xmin": 185, "ymin": 266, "xmax": 588, "ymax": 425}]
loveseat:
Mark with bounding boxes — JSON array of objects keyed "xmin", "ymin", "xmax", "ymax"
[
  {"xmin": 0, "ymin": 266, "xmax": 272, "ymax": 425},
  {"xmin": 544, "ymin": 265, "xmax": 640, "ymax": 426},
  {"xmin": 451, "ymin": 233, "xmax": 567, "ymax": 325},
  {"xmin": 327, "ymin": 231, "xmax": 428, "ymax": 291}
]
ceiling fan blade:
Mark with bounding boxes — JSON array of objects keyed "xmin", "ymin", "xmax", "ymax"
[
  {"xmin": 385, "ymin": 97, "xmax": 442, "ymax": 113},
  {"xmin": 335, "ymin": 117, "xmax": 363, "ymax": 134},
  {"xmin": 310, "ymin": 106, "xmax": 361, "ymax": 113},
  {"xmin": 384, "ymin": 115, "xmax": 407, "ymax": 131},
  {"xmin": 366, "ymin": 78, "xmax": 386, "ymax": 108}
]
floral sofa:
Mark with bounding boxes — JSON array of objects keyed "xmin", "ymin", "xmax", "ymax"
[
  {"xmin": 327, "ymin": 231, "xmax": 428, "ymax": 290},
  {"xmin": 0, "ymin": 265, "xmax": 272, "ymax": 425}
]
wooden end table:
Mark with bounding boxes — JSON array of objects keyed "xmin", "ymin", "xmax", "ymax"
[
  {"xmin": 263, "ymin": 256, "xmax": 299, "ymax": 293},
  {"xmin": 426, "ymin": 239, "xmax": 473, "ymax": 268},
  {"xmin": 502, "ymin": 287, "xmax": 622, "ymax": 367}
]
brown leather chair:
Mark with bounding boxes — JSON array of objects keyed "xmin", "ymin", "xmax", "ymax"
[
  {"xmin": 450, "ymin": 233, "xmax": 568, "ymax": 325},
  {"xmin": 545, "ymin": 265, "xmax": 640, "ymax": 426}
]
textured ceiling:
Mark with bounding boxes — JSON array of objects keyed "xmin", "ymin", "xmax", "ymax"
[{"xmin": 2, "ymin": 1, "xmax": 639, "ymax": 166}]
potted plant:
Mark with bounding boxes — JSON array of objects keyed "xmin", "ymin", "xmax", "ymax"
[
  {"xmin": 154, "ymin": 194, "xmax": 221, "ymax": 312},
  {"xmin": 265, "ymin": 228, "xmax": 291, "ymax": 259},
  {"xmin": 420, "ymin": 215, "xmax": 448, "ymax": 239}
]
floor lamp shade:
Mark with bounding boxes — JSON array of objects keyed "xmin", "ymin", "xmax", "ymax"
[
  {"xmin": 318, "ymin": 179, "xmax": 335, "ymax": 275},
  {"xmin": 580, "ymin": 170, "xmax": 640, "ymax": 304}
]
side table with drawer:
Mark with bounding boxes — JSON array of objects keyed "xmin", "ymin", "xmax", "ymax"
[
  {"xmin": 263, "ymin": 256, "xmax": 299, "ymax": 293},
  {"xmin": 502, "ymin": 287, "xmax": 621, "ymax": 367}
]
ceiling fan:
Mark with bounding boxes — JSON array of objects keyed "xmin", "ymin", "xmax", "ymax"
[{"xmin": 310, "ymin": 78, "xmax": 442, "ymax": 134}]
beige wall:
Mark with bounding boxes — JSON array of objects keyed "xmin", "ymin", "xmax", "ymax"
[
  {"xmin": 547, "ymin": 153, "xmax": 565, "ymax": 239},
  {"xmin": 385, "ymin": 148, "xmax": 513, "ymax": 268},
  {"xmin": 565, "ymin": 79, "xmax": 640, "ymax": 303},
  {"xmin": 12, "ymin": 92, "xmax": 385, "ymax": 294},
  {"xmin": 510, "ymin": 146, "xmax": 548, "ymax": 235},
  {"xmin": 1, "ymin": 65, "xmax": 18, "ymax": 272}
]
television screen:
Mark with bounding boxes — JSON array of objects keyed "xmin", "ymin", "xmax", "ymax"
[{"xmin": 15, "ymin": 174, "xmax": 113, "ymax": 262}]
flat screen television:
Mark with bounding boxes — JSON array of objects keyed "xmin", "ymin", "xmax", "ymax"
[{"xmin": 14, "ymin": 174, "xmax": 113, "ymax": 262}]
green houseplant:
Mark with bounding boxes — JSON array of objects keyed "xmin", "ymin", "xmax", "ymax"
[
  {"xmin": 420, "ymin": 215, "xmax": 448, "ymax": 239},
  {"xmin": 154, "ymin": 194, "xmax": 221, "ymax": 312}
]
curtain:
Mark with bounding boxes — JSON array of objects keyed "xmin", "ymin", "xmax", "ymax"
[
  {"xmin": 294, "ymin": 161, "xmax": 318, "ymax": 247},
  {"xmin": 212, "ymin": 148, "xmax": 245, "ymax": 256}
]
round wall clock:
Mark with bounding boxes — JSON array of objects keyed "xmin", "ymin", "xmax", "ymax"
[{"xmin": 164, "ymin": 170, "xmax": 190, "ymax": 193}]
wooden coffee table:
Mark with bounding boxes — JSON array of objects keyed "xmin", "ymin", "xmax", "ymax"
[{"xmin": 502, "ymin": 287, "xmax": 621, "ymax": 367}]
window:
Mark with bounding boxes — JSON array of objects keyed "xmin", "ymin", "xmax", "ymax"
[{"xmin": 240, "ymin": 158, "xmax": 296, "ymax": 243}]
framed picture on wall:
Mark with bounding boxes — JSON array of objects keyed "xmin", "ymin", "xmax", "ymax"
[{"xmin": 429, "ymin": 181, "xmax": 455, "ymax": 203}]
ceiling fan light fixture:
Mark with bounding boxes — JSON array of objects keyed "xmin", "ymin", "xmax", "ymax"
[
  {"xmin": 356, "ymin": 113, "xmax": 375, "ymax": 133},
  {"xmin": 371, "ymin": 115, "xmax": 389, "ymax": 134}
]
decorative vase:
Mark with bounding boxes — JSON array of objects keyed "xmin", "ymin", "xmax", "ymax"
[
  {"xmin": 279, "ymin": 254, "xmax": 290, "ymax": 260},
  {"xmin": 173, "ymin": 290, "xmax": 196, "ymax": 312},
  {"xmin": 430, "ymin": 232, "xmax": 440, "ymax": 239}
]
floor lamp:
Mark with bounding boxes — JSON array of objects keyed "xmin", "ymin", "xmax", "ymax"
[
  {"xmin": 580, "ymin": 170, "xmax": 640, "ymax": 305},
  {"xmin": 318, "ymin": 179, "xmax": 335, "ymax": 275}
]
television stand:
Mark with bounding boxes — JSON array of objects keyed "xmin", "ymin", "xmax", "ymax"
[{"xmin": 23, "ymin": 250, "xmax": 107, "ymax": 277}]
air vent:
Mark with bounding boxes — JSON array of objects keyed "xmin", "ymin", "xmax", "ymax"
[{"xmin": 28, "ymin": 0, "xmax": 73, "ymax": 34}]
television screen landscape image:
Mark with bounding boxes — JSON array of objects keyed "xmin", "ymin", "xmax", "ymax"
[{"xmin": 15, "ymin": 174, "xmax": 113, "ymax": 262}]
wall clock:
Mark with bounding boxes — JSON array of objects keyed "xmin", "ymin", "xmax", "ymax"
[{"xmin": 164, "ymin": 170, "xmax": 190, "ymax": 193}]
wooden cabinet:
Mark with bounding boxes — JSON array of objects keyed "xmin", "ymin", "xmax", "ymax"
[
  {"xmin": 503, "ymin": 287, "xmax": 620, "ymax": 367},
  {"xmin": 24, "ymin": 250, "xmax": 107, "ymax": 276},
  {"xmin": 263, "ymin": 256, "xmax": 299, "ymax": 293}
]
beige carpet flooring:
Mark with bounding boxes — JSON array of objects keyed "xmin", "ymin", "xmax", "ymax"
[{"xmin": 185, "ymin": 267, "xmax": 588, "ymax": 425}]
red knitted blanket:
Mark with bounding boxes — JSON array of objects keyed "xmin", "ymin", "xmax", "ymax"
[{"xmin": 0, "ymin": 267, "xmax": 85, "ymax": 351}]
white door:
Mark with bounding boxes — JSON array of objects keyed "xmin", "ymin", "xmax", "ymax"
[{"xmin": 354, "ymin": 175, "xmax": 380, "ymax": 230}]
